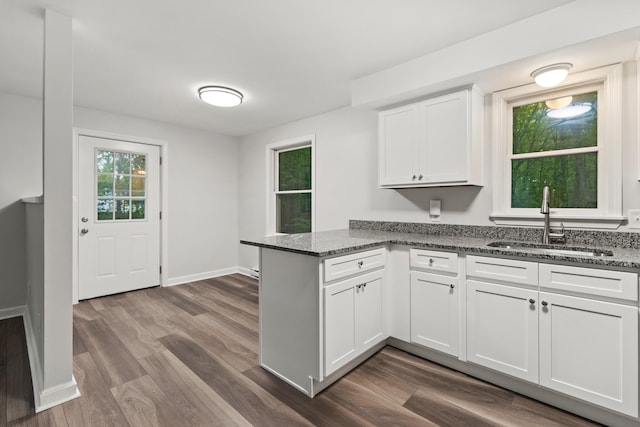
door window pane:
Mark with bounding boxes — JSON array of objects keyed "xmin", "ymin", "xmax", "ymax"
[
  {"xmin": 115, "ymin": 175, "xmax": 130, "ymax": 197},
  {"xmin": 132, "ymin": 154, "xmax": 146, "ymax": 175},
  {"xmin": 97, "ymin": 174, "xmax": 114, "ymax": 196},
  {"xmin": 115, "ymin": 199, "xmax": 130, "ymax": 220},
  {"xmin": 97, "ymin": 199, "xmax": 114, "ymax": 221},
  {"xmin": 276, "ymin": 193, "xmax": 311, "ymax": 234},
  {"xmin": 97, "ymin": 151, "xmax": 114, "ymax": 173},
  {"xmin": 115, "ymin": 152, "xmax": 131, "ymax": 174},
  {"xmin": 131, "ymin": 177, "xmax": 145, "ymax": 197},
  {"xmin": 131, "ymin": 200, "xmax": 145, "ymax": 219}
]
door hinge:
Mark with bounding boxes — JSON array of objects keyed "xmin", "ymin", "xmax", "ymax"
[
  {"xmin": 159, "ymin": 211, "xmax": 162, "ymax": 220},
  {"xmin": 160, "ymin": 156, "xmax": 163, "ymax": 165},
  {"xmin": 159, "ymin": 265, "xmax": 162, "ymax": 274}
]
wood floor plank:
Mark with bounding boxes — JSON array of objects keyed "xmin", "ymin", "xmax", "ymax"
[
  {"xmin": 114, "ymin": 290, "xmax": 182, "ymax": 338},
  {"xmin": 72, "ymin": 324, "xmax": 87, "ymax": 356},
  {"xmin": 324, "ymin": 377, "xmax": 438, "ymax": 426},
  {"xmin": 9, "ymin": 405, "xmax": 69, "ymax": 427},
  {"xmin": 155, "ymin": 287, "xmax": 210, "ymax": 316},
  {"xmin": 139, "ymin": 350, "xmax": 252, "ymax": 427},
  {"xmin": 244, "ymin": 366, "xmax": 374, "ymax": 427},
  {"xmin": 199, "ymin": 279, "xmax": 259, "ymax": 313},
  {"xmin": 344, "ymin": 358, "xmax": 418, "ymax": 405},
  {"xmin": 511, "ymin": 394, "xmax": 601, "ymax": 427},
  {"xmin": 374, "ymin": 348, "xmax": 518, "ymax": 407},
  {"xmin": 61, "ymin": 352, "xmax": 128, "ymax": 426},
  {"xmin": 6, "ymin": 317, "xmax": 33, "ymax": 422},
  {"xmin": 111, "ymin": 375, "xmax": 196, "ymax": 427},
  {"xmin": 74, "ymin": 317, "xmax": 146, "ymax": 388},
  {"xmin": 195, "ymin": 312, "xmax": 258, "ymax": 355},
  {"xmin": 72, "ymin": 301, "xmax": 102, "ymax": 321},
  {"xmin": 98, "ymin": 305, "xmax": 164, "ymax": 360},
  {"xmin": 159, "ymin": 333, "xmax": 313, "ymax": 427},
  {"xmin": 205, "ymin": 276, "xmax": 259, "ymax": 305},
  {"xmin": 403, "ymin": 387, "xmax": 502, "ymax": 427},
  {"xmin": 172, "ymin": 282, "xmax": 259, "ymax": 332}
]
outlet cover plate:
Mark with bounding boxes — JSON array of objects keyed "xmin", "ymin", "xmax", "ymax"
[{"xmin": 628, "ymin": 210, "xmax": 640, "ymax": 229}]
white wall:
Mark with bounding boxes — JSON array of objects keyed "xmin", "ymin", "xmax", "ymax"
[
  {"xmin": 0, "ymin": 92, "xmax": 42, "ymax": 310},
  {"xmin": 74, "ymin": 106, "xmax": 240, "ymax": 283},
  {"xmin": 238, "ymin": 61, "xmax": 640, "ymax": 270}
]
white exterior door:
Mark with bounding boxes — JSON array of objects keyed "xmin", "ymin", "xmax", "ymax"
[{"xmin": 78, "ymin": 135, "xmax": 160, "ymax": 300}]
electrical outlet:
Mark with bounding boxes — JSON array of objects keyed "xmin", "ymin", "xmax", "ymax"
[{"xmin": 628, "ymin": 210, "xmax": 640, "ymax": 229}]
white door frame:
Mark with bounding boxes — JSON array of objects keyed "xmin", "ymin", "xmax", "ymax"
[{"xmin": 72, "ymin": 128, "xmax": 169, "ymax": 304}]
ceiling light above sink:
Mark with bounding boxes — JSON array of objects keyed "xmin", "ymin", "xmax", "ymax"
[
  {"xmin": 198, "ymin": 86, "xmax": 243, "ymax": 107},
  {"xmin": 531, "ymin": 63, "xmax": 572, "ymax": 87}
]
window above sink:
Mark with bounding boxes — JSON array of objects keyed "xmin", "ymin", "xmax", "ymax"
[{"xmin": 490, "ymin": 64, "xmax": 624, "ymax": 229}]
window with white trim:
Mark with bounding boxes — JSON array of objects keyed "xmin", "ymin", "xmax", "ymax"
[
  {"xmin": 266, "ymin": 136, "xmax": 315, "ymax": 235},
  {"xmin": 491, "ymin": 64, "xmax": 623, "ymax": 228}
]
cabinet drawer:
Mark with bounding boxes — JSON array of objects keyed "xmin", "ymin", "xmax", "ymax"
[
  {"xmin": 410, "ymin": 249, "xmax": 458, "ymax": 274},
  {"xmin": 466, "ymin": 255, "xmax": 538, "ymax": 286},
  {"xmin": 539, "ymin": 264, "xmax": 638, "ymax": 302},
  {"xmin": 324, "ymin": 248, "xmax": 385, "ymax": 284}
]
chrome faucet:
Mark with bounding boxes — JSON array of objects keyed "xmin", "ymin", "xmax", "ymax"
[{"xmin": 540, "ymin": 186, "xmax": 565, "ymax": 244}]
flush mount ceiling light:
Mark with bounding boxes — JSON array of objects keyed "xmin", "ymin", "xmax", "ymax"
[
  {"xmin": 531, "ymin": 63, "xmax": 572, "ymax": 87},
  {"xmin": 198, "ymin": 86, "xmax": 243, "ymax": 107}
]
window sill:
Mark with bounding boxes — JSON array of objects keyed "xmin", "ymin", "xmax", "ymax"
[{"xmin": 490, "ymin": 213, "xmax": 625, "ymax": 230}]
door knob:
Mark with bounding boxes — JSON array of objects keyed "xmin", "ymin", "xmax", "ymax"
[{"xmin": 80, "ymin": 228, "xmax": 89, "ymax": 235}]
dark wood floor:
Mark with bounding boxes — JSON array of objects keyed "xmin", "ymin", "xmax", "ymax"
[{"xmin": 1, "ymin": 273, "xmax": 600, "ymax": 426}]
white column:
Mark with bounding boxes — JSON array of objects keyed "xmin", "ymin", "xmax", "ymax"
[{"xmin": 39, "ymin": 8, "xmax": 79, "ymax": 411}]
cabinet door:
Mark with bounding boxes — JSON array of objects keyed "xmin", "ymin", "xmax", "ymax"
[
  {"xmin": 324, "ymin": 279, "xmax": 357, "ymax": 376},
  {"xmin": 410, "ymin": 271, "xmax": 459, "ymax": 356},
  {"xmin": 356, "ymin": 272, "xmax": 385, "ymax": 351},
  {"xmin": 418, "ymin": 90, "xmax": 468, "ymax": 183},
  {"xmin": 467, "ymin": 280, "xmax": 538, "ymax": 382},
  {"xmin": 539, "ymin": 292, "xmax": 638, "ymax": 417},
  {"xmin": 324, "ymin": 270, "xmax": 385, "ymax": 377},
  {"xmin": 378, "ymin": 105, "xmax": 417, "ymax": 186}
]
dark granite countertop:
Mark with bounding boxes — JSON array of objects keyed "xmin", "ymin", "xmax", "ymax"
[{"xmin": 240, "ymin": 222, "xmax": 640, "ymax": 270}]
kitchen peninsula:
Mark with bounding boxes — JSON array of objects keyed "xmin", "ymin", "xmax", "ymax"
[{"xmin": 241, "ymin": 220, "xmax": 640, "ymax": 427}]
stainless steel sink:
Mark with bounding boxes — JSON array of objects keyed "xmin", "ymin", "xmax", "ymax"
[{"xmin": 486, "ymin": 241, "xmax": 613, "ymax": 257}]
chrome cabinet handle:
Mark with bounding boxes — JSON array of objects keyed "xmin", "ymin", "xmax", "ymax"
[
  {"xmin": 529, "ymin": 298, "xmax": 535, "ymax": 304},
  {"xmin": 80, "ymin": 228, "xmax": 89, "ymax": 235},
  {"xmin": 357, "ymin": 261, "xmax": 364, "ymax": 268},
  {"xmin": 542, "ymin": 301, "xmax": 548, "ymax": 307},
  {"xmin": 450, "ymin": 284, "xmax": 455, "ymax": 289},
  {"xmin": 418, "ymin": 174, "xmax": 423, "ymax": 180},
  {"xmin": 81, "ymin": 216, "xmax": 88, "ymax": 223},
  {"xmin": 429, "ymin": 258, "xmax": 434, "ymax": 265},
  {"xmin": 412, "ymin": 174, "xmax": 417, "ymax": 180}
]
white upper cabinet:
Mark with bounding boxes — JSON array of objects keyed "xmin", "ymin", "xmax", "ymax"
[{"xmin": 378, "ymin": 86, "xmax": 484, "ymax": 188}]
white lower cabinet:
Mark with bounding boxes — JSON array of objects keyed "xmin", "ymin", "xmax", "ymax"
[
  {"xmin": 324, "ymin": 270, "xmax": 385, "ymax": 376},
  {"xmin": 410, "ymin": 271, "xmax": 459, "ymax": 356},
  {"xmin": 466, "ymin": 255, "xmax": 639, "ymax": 418},
  {"xmin": 466, "ymin": 279, "xmax": 539, "ymax": 382},
  {"xmin": 539, "ymin": 291, "xmax": 638, "ymax": 417}
]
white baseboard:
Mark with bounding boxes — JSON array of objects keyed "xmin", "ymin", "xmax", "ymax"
[
  {"xmin": 166, "ymin": 266, "xmax": 245, "ymax": 287},
  {"xmin": 0, "ymin": 305, "xmax": 26, "ymax": 321},
  {"xmin": 21, "ymin": 305, "xmax": 80, "ymax": 412}
]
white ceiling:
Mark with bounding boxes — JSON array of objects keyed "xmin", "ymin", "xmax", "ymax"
[{"xmin": 0, "ymin": 0, "xmax": 605, "ymax": 137}]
